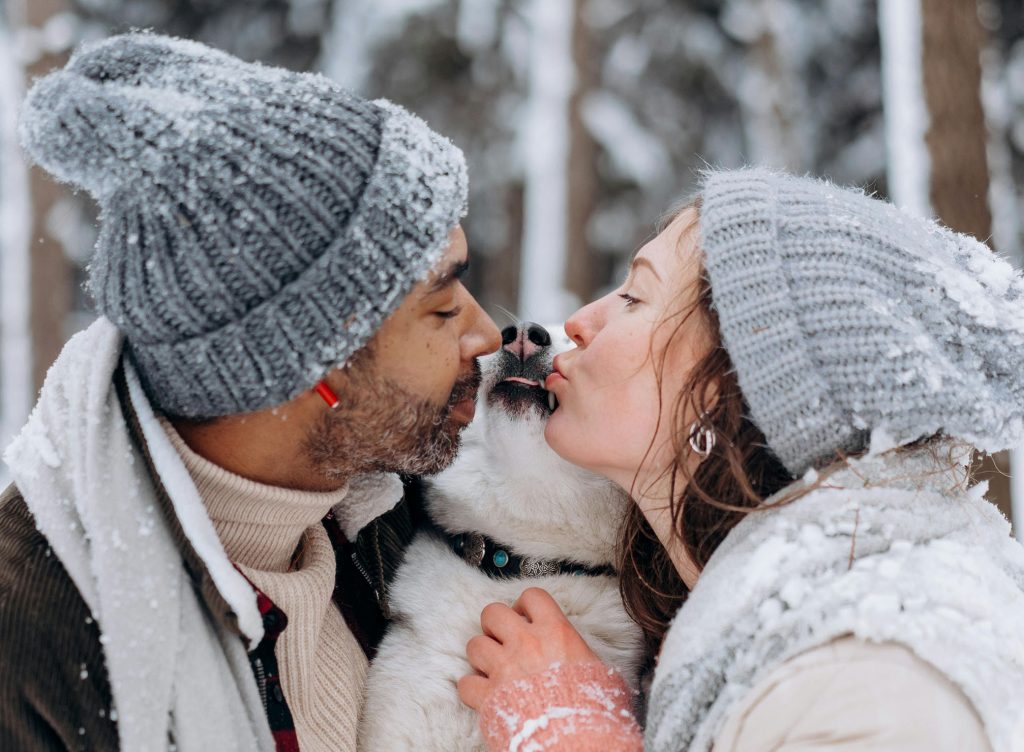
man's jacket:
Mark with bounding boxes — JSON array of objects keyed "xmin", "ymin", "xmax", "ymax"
[{"xmin": 0, "ymin": 335, "xmax": 417, "ymax": 751}]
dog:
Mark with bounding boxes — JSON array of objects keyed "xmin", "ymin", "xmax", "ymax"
[{"xmin": 358, "ymin": 322, "xmax": 645, "ymax": 751}]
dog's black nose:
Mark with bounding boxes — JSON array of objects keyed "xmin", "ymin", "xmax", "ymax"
[
  {"xmin": 502, "ymin": 322, "xmax": 550, "ymax": 361},
  {"xmin": 526, "ymin": 323, "xmax": 551, "ymax": 348}
]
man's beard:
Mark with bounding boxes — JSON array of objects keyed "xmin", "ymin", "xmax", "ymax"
[{"xmin": 303, "ymin": 359, "xmax": 482, "ymax": 480}]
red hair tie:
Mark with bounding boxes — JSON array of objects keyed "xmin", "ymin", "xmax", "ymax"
[{"xmin": 314, "ymin": 381, "xmax": 341, "ymax": 410}]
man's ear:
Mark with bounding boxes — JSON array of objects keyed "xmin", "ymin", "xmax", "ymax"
[
  {"xmin": 313, "ymin": 335, "xmax": 379, "ymax": 401},
  {"xmin": 314, "ymin": 381, "xmax": 342, "ymax": 409}
]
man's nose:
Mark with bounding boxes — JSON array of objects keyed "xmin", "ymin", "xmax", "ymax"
[{"xmin": 501, "ymin": 322, "xmax": 551, "ymax": 362}]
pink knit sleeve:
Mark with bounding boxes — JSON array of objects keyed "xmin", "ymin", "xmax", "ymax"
[{"xmin": 477, "ymin": 661, "xmax": 644, "ymax": 752}]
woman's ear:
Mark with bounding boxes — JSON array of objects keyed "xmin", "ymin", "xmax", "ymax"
[{"xmin": 700, "ymin": 377, "xmax": 721, "ymax": 414}]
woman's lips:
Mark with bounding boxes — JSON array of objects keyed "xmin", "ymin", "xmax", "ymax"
[
  {"xmin": 548, "ymin": 356, "xmax": 569, "ymax": 387},
  {"xmin": 451, "ymin": 398, "xmax": 476, "ymax": 424},
  {"xmin": 544, "ymin": 371, "xmax": 566, "ymax": 390}
]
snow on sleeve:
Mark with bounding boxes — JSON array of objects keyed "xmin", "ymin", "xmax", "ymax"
[{"xmin": 478, "ymin": 661, "xmax": 642, "ymax": 752}]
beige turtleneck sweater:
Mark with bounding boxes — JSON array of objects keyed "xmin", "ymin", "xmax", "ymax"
[{"xmin": 161, "ymin": 419, "xmax": 369, "ymax": 751}]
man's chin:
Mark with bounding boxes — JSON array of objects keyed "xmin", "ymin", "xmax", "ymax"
[
  {"xmin": 306, "ymin": 382, "xmax": 473, "ymax": 479},
  {"xmin": 401, "ymin": 420, "xmax": 464, "ymax": 476}
]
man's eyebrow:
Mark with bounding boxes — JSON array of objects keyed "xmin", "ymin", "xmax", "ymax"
[
  {"xmin": 424, "ymin": 258, "xmax": 470, "ymax": 296},
  {"xmin": 630, "ymin": 255, "xmax": 662, "ymax": 282}
]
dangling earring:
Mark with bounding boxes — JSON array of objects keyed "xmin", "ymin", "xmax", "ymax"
[
  {"xmin": 688, "ymin": 414, "xmax": 715, "ymax": 457},
  {"xmin": 314, "ymin": 381, "xmax": 341, "ymax": 410}
]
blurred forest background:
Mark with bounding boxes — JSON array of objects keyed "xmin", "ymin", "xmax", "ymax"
[{"xmin": 1, "ymin": 0, "xmax": 1023, "ymax": 532}]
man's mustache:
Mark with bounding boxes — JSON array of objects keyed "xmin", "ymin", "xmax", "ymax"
[{"xmin": 447, "ymin": 360, "xmax": 483, "ymax": 407}]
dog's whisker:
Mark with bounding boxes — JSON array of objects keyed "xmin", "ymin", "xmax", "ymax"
[{"xmin": 493, "ymin": 304, "xmax": 521, "ymax": 327}]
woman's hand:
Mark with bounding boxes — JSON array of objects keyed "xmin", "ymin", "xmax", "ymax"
[{"xmin": 457, "ymin": 587, "xmax": 603, "ymax": 710}]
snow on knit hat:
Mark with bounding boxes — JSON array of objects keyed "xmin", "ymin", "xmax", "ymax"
[
  {"xmin": 698, "ymin": 167, "xmax": 1024, "ymax": 477},
  {"xmin": 18, "ymin": 32, "xmax": 468, "ymax": 418}
]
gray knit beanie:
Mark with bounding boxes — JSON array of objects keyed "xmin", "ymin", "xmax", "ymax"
[
  {"xmin": 18, "ymin": 32, "xmax": 468, "ymax": 418},
  {"xmin": 699, "ymin": 167, "xmax": 1024, "ymax": 477}
]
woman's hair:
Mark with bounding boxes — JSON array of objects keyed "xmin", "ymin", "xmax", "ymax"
[
  {"xmin": 617, "ymin": 205, "xmax": 793, "ymax": 647},
  {"xmin": 616, "ymin": 201, "xmax": 966, "ymax": 651}
]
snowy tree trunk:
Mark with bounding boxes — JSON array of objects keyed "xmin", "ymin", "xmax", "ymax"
[
  {"xmin": 921, "ymin": 0, "xmax": 992, "ymax": 239},
  {"xmin": 22, "ymin": 0, "xmax": 76, "ymax": 394},
  {"xmin": 0, "ymin": 4, "xmax": 32, "ymax": 484},
  {"xmin": 919, "ymin": 0, "xmax": 1017, "ymax": 536},
  {"xmin": 319, "ymin": 0, "xmax": 374, "ymax": 91},
  {"xmin": 485, "ymin": 185, "xmax": 525, "ymax": 319},
  {"xmin": 1012, "ymin": 455, "xmax": 1024, "ymax": 542},
  {"xmin": 881, "ymin": 0, "xmax": 1018, "ymax": 538},
  {"xmin": 564, "ymin": 0, "xmax": 599, "ymax": 308},
  {"xmin": 982, "ymin": 26, "xmax": 1024, "ymax": 542},
  {"xmin": 733, "ymin": 0, "xmax": 812, "ymax": 172},
  {"xmin": 879, "ymin": 0, "xmax": 931, "ymax": 215},
  {"xmin": 518, "ymin": 0, "xmax": 577, "ymax": 324}
]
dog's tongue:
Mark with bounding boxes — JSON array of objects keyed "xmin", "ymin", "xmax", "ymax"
[{"xmin": 503, "ymin": 377, "xmax": 543, "ymax": 387}]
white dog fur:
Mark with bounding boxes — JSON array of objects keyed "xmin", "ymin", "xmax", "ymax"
[{"xmin": 358, "ymin": 325, "xmax": 645, "ymax": 751}]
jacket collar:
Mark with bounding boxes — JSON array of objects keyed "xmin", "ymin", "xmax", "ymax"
[{"xmin": 705, "ymin": 440, "xmax": 975, "ymax": 579}]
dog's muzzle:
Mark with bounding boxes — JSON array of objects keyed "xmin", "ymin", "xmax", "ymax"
[{"xmin": 487, "ymin": 322, "xmax": 558, "ymax": 417}]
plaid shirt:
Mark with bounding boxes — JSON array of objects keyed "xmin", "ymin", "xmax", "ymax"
[{"xmin": 243, "ymin": 507, "xmax": 399, "ymax": 751}]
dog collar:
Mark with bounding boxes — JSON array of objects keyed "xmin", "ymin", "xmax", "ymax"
[{"xmin": 430, "ymin": 523, "xmax": 616, "ymax": 580}]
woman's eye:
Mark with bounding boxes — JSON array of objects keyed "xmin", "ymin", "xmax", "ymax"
[
  {"xmin": 435, "ymin": 306, "xmax": 463, "ymax": 320},
  {"xmin": 618, "ymin": 293, "xmax": 641, "ymax": 309}
]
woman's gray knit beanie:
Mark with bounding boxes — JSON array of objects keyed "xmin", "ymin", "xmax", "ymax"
[
  {"xmin": 18, "ymin": 32, "xmax": 468, "ymax": 418},
  {"xmin": 699, "ymin": 167, "xmax": 1024, "ymax": 477}
]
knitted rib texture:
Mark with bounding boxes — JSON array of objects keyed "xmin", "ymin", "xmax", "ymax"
[
  {"xmin": 18, "ymin": 32, "xmax": 467, "ymax": 418},
  {"xmin": 699, "ymin": 168, "xmax": 1024, "ymax": 476}
]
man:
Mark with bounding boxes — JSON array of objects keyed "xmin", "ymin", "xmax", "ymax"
[{"xmin": 0, "ymin": 32, "xmax": 500, "ymax": 751}]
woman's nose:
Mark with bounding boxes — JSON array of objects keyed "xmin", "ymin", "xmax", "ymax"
[
  {"xmin": 564, "ymin": 302, "xmax": 599, "ymax": 347},
  {"xmin": 501, "ymin": 322, "xmax": 550, "ymax": 361}
]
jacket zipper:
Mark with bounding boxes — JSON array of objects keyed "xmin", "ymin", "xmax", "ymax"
[
  {"xmin": 350, "ymin": 550, "xmax": 380, "ymax": 603},
  {"xmin": 253, "ymin": 655, "xmax": 268, "ymax": 713}
]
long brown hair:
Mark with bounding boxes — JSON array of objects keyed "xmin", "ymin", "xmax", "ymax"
[{"xmin": 617, "ymin": 203, "xmax": 795, "ymax": 650}]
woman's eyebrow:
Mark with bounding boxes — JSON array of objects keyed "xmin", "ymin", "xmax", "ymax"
[{"xmin": 630, "ymin": 256, "xmax": 662, "ymax": 282}]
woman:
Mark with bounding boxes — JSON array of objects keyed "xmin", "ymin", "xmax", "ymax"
[{"xmin": 457, "ymin": 168, "xmax": 1024, "ymax": 751}]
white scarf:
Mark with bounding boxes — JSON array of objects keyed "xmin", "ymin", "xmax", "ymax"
[
  {"xmin": 646, "ymin": 445, "xmax": 1024, "ymax": 752},
  {"xmin": 3, "ymin": 318, "xmax": 274, "ymax": 752}
]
